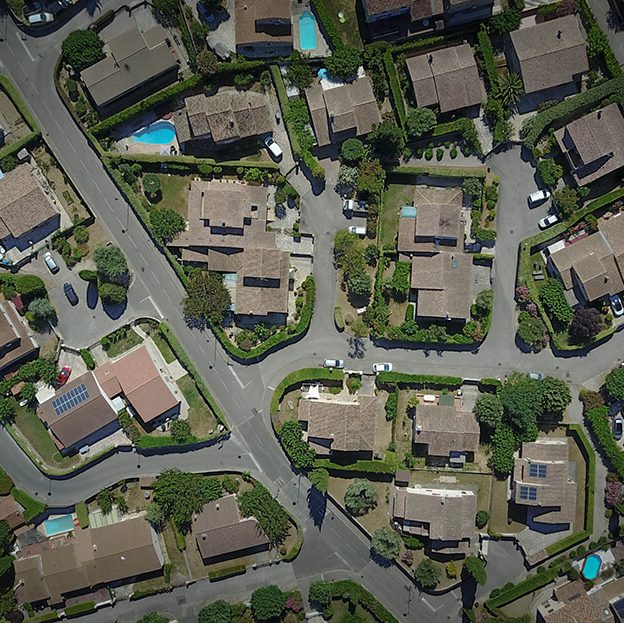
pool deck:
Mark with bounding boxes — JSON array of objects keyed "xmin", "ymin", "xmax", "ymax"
[
  {"xmin": 292, "ymin": 2, "xmax": 331, "ymax": 58},
  {"xmin": 114, "ymin": 117, "xmax": 180, "ymax": 156}
]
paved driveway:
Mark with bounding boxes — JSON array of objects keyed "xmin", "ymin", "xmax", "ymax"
[{"xmin": 23, "ymin": 251, "xmax": 160, "ymax": 348}]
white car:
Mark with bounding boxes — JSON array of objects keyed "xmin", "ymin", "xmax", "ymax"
[
  {"xmin": 373, "ymin": 363, "xmax": 393, "ymax": 373},
  {"xmin": 263, "ymin": 136, "xmax": 283, "ymax": 160},
  {"xmin": 323, "ymin": 359, "xmax": 344, "ymax": 369},
  {"xmin": 528, "ymin": 189, "xmax": 551, "ymax": 207},
  {"xmin": 28, "ymin": 11, "xmax": 54, "ymax": 23},
  {"xmin": 347, "ymin": 226, "xmax": 366, "ymax": 236},
  {"xmin": 611, "ymin": 294, "xmax": 624, "ymax": 317},
  {"xmin": 43, "ymin": 251, "xmax": 59, "ymax": 274},
  {"xmin": 538, "ymin": 213, "xmax": 559, "ymax": 230}
]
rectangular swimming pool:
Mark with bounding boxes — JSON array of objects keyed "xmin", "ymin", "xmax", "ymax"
[
  {"xmin": 43, "ymin": 514, "xmax": 75, "ymax": 537},
  {"xmin": 299, "ymin": 11, "xmax": 317, "ymax": 51}
]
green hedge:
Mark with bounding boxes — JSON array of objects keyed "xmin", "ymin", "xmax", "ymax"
[
  {"xmin": 376, "ymin": 372, "xmax": 463, "ymax": 389},
  {"xmin": 0, "ymin": 130, "xmax": 41, "ymax": 163},
  {"xmin": 389, "ymin": 164, "xmax": 487, "ymax": 179},
  {"xmin": 544, "ymin": 530, "xmax": 590, "ymax": 557},
  {"xmin": 314, "ymin": 458, "xmax": 397, "ymax": 474},
  {"xmin": 486, "ymin": 567, "xmax": 559, "ymax": 611},
  {"xmin": 0, "ymin": 74, "xmax": 37, "ymax": 130},
  {"xmin": 432, "ymin": 118, "xmax": 483, "ymax": 157},
  {"xmin": 64, "ymin": 601, "xmax": 96, "ymax": 618},
  {"xmin": 79, "ymin": 349, "xmax": 95, "ymax": 370},
  {"xmin": 586, "ymin": 406, "xmax": 624, "ymax": 477},
  {"xmin": 334, "ymin": 306, "xmax": 345, "ymax": 331},
  {"xmin": 384, "ymin": 50, "xmax": 406, "ymax": 128},
  {"xmin": 390, "ymin": 34, "xmax": 447, "ymax": 55},
  {"xmin": 0, "ymin": 467, "xmax": 13, "ymax": 496},
  {"xmin": 577, "ymin": 0, "xmax": 622, "ymax": 78},
  {"xmin": 208, "ymin": 564, "xmax": 246, "ymax": 581},
  {"xmin": 569, "ymin": 423, "xmax": 595, "ymax": 534},
  {"xmin": 523, "ymin": 76, "xmax": 624, "ymax": 149},
  {"xmin": 12, "ymin": 488, "xmax": 46, "ymax": 522},
  {"xmin": 310, "ymin": 0, "xmax": 342, "ymax": 50},
  {"xmin": 129, "ymin": 585, "xmax": 172, "ymax": 600},
  {"xmin": 75, "ymin": 501, "xmax": 89, "ymax": 528},
  {"xmin": 27, "ymin": 612, "xmax": 59, "ymax": 623},
  {"xmin": 327, "ymin": 580, "xmax": 400, "ymax": 623},
  {"xmin": 476, "ymin": 25, "xmax": 498, "ymax": 92},
  {"xmin": 110, "ymin": 152, "xmax": 278, "ymax": 172},
  {"xmin": 472, "ymin": 253, "xmax": 495, "ymax": 264},
  {"xmin": 478, "ymin": 378, "xmax": 502, "ymax": 393},
  {"xmin": 271, "ymin": 368, "xmax": 344, "ymax": 414}
]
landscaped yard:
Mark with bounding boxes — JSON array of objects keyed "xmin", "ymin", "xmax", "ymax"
[
  {"xmin": 149, "ymin": 329, "xmax": 176, "ymax": 364},
  {"xmin": 102, "ymin": 327, "xmax": 143, "ymax": 359},
  {"xmin": 271, "ymin": 388, "xmax": 302, "ymax": 432},
  {"xmin": 381, "ymin": 184, "xmax": 412, "ymax": 249},
  {"xmin": 318, "ymin": 0, "xmax": 364, "ymax": 48},
  {"xmin": 176, "ymin": 374, "xmax": 218, "ymax": 438},
  {"xmin": 489, "ymin": 476, "xmax": 526, "ymax": 535},
  {"xmin": 328, "ymin": 598, "xmax": 376, "ymax": 622},
  {"xmin": 155, "ymin": 173, "xmax": 191, "ymax": 218}
]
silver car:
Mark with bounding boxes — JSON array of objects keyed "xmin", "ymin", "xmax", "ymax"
[{"xmin": 323, "ymin": 359, "xmax": 344, "ymax": 369}]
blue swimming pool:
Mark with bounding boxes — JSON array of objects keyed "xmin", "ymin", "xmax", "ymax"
[
  {"xmin": 43, "ymin": 514, "xmax": 75, "ymax": 537},
  {"xmin": 299, "ymin": 11, "xmax": 317, "ymax": 51},
  {"xmin": 131, "ymin": 120, "xmax": 176, "ymax": 145},
  {"xmin": 401, "ymin": 205, "xmax": 417, "ymax": 218},
  {"xmin": 582, "ymin": 554, "xmax": 602, "ymax": 580}
]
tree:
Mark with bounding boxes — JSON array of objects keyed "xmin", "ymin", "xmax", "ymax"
[
  {"xmin": 605, "ymin": 480, "xmax": 623, "ymax": 507},
  {"xmin": 516, "ymin": 313, "xmax": 548, "ymax": 351},
  {"xmin": 0, "ymin": 156, "xmax": 17, "ymax": 172},
  {"xmin": 142, "ymin": 173, "xmax": 161, "ymax": 196},
  {"xmin": 0, "ymin": 399, "xmax": 15, "ymax": 423},
  {"xmin": 414, "ymin": 558, "xmax": 441, "ymax": 590},
  {"xmin": 606, "ymin": 367, "xmax": 624, "ymax": 401},
  {"xmin": 462, "ymin": 177, "xmax": 483, "ymax": 202},
  {"xmin": 347, "ymin": 271, "xmax": 372, "ymax": 298},
  {"xmin": 0, "ymin": 522, "xmax": 13, "ymax": 557},
  {"xmin": 196, "ymin": 48, "xmax": 219, "ymax": 76},
  {"xmin": 570, "ymin": 307, "xmax": 602, "ymax": 340},
  {"xmin": 368, "ymin": 121, "xmax": 404, "ymax": 163},
  {"xmin": 308, "ymin": 580, "xmax": 331, "ymax": 607},
  {"xmin": 28, "ymin": 298, "xmax": 56, "ymax": 320},
  {"xmin": 334, "ymin": 230, "xmax": 359, "ymax": 266},
  {"xmin": 463, "ymin": 555, "xmax": 487, "ymax": 585},
  {"xmin": 344, "ymin": 479, "xmax": 378, "ymax": 516},
  {"xmin": 539, "ymin": 376, "xmax": 571, "ymax": 416},
  {"xmin": 198, "ymin": 600, "xmax": 232, "ymax": 623},
  {"xmin": 326, "ymin": 46, "xmax": 361, "ymax": 78},
  {"xmin": 357, "ymin": 160, "xmax": 386, "ymax": 196},
  {"xmin": 537, "ymin": 158, "xmax": 564, "ymax": 187},
  {"xmin": 93, "ymin": 245, "xmax": 128, "ymax": 284},
  {"xmin": 183, "ymin": 270, "xmax": 231, "ymax": 326},
  {"xmin": 279, "ymin": 421, "xmax": 315, "ymax": 469},
  {"xmin": 61, "ymin": 30, "xmax": 104, "ymax": 71},
  {"xmin": 150, "ymin": 208, "xmax": 186, "ymax": 243},
  {"xmin": 145, "ymin": 502, "xmax": 165, "ymax": 529},
  {"xmin": 370, "ymin": 527, "xmax": 401, "ymax": 561},
  {"xmin": 336, "ymin": 165, "xmax": 359, "ymax": 192},
  {"xmin": 250, "ymin": 585, "xmax": 286, "ymax": 622},
  {"xmin": 500, "ymin": 373, "xmax": 543, "ymax": 425},
  {"xmin": 494, "ymin": 72, "xmax": 524, "ymax": 108},
  {"xmin": 137, "ymin": 615, "xmax": 169, "ymax": 623},
  {"xmin": 475, "ymin": 510, "xmax": 489, "ymax": 529},
  {"xmin": 152, "ymin": 0, "xmax": 179, "ymax": 23},
  {"xmin": 73, "ymin": 225, "xmax": 89, "ymax": 244},
  {"xmin": 286, "ymin": 50, "xmax": 313, "ymax": 89},
  {"xmin": 309, "ymin": 468, "xmax": 329, "ymax": 494},
  {"xmin": 539, "ymin": 278, "xmax": 573, "ymax": 325},
  {"xmin": 554, "ymin": 186, "xmax": 579, "ymax": 218},
  {"xmin": 340, "ymin": 138, "xmax": 365, "ymax": 164},
  {"xmin": 489, "ymin": 7, "xmax": 521, "ymax": 35},
  {"xmin": 406, "ymin": 108, "xmax": 437, "ymax": 139},
  {"xmin": 587, "ymin": 24, "xmax": 610, "ymax": 58},
  {"xmin": 171, "ymin": 420, "xmax": 195, "ymax": 445},
  {"xmin": 98, "ymin": 282, "xmax": 127, "ymax": 305},
  {"xmin": 474, "ymin": 393, "xmax": 503, "ymax": 432},
  {"xmin": 19, "ymin": 383, "xmax": 36, "ymax": 405}
]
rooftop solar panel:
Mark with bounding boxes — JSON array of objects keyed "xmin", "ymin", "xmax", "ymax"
[{"xmin": 52, "ymin": 383, "xmax": 90, "ymax": 417}]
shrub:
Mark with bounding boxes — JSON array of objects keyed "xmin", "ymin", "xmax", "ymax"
[
  {"xmin": 195, "ymin": 48, "xmax": 219, "ymax": 76},
  {"xmin": 150, "ymin": 208, "xmax": 186, "ymax": 243},
  {"xmin": 251, "ymin": 585, "xmax": 286, "ymax": 621},
  {"xmin": 198, "ymin": 600, "xmax": 232, "ymax": 623},
  {"xmin": 143, "ymin": 172, "xmax": 161, "ymax": 196},
  {"xmin": 309, "ymin": 581, "xmax": 331, "ymax": 607},
  {"xmin": 475, "ymin": 510, "xmax": 489, "ymax": 529},
  {"xmin": 279, "ymin": 420, "xmax": 315, "ymax": 469},
  {"xmin": 78, "ymin": 269, "xmax": 97, "ymax": 282},
  {"xmin": 415, "ymin": 558, "xmax": 441, "ymax": 590},
  {"xmin": 385, "ymin": 389, "xmax": 398, "ymax": 421},
  {"xmin": 79, "ymin": 349, "xmax": 95, "ymax": 370},
  {"xmin": 326, "ymin": 46, "xmax": 361, "ymax": 78},
  {"xmin": 344, "ymin": 479, "xmax": 378, "ymax": 516},
  {"xmin": 403, "ymin": 536, "xmax": 424, "ymax": 550},
  {"xmin": 606, "ymin": 368, "xmax": 624, "ymax": 401},
  {"xmin": 371, "ymin": 527, "xmax": 401, "ymax": 561},
  {"xmin": 98, "ymin": 282, "xmax": 127, "ymax": 305},
  {"xmin": 406, "ymin": 107, "xmax": 437, "ymax": 139},
  {"xmin": 537, "ymin": 158, "xmax": 564, "ymax": 187},
  {"xmin": 340, "ymin": 138, "xmax": 365, "ymax": 164},
  {"xmin": 73, "ymin": 225, "xmax": 89, "ymax": 244}
]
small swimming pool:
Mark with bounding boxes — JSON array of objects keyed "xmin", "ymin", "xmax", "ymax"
[
  {"xmin": 131, "ymin": 120, "xmax": 176, "ymax": 145},
  {"xmin": 401, "ymin": 205, "xmax": 417, "ymax": 218},
  {"xmin": 582, "ymin": 554, "xmax": 602, "ymax": 580},
  {"xmin": 299, "ymin": 11, "xmax": 317, "ymax": 51},
  {"xmin": 43, "ymin": 514, "xmax": 75, "ymax": 537}
]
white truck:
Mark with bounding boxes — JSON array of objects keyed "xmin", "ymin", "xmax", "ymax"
[{"xmin": 342, "ymin": 198, "xmax": 369, "ymax": 214}]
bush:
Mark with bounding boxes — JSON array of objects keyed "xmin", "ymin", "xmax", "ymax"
[
  {"xmin": 340, "ymin": 138, "xmax": 365, "ymax": 164},
  {"xmin": 406, "ymin": 108, "xmax": 437, "ymax": 139},
  {"xmin": 238, "ymin": 482, "xmax": 291, "ymax": 545},
  {"xmin": 98, "ymin": 282, "xmax": 127, "ymax": 305},
  {"xmin": 326, "ymin": 46, "xmax": 361, "ymax": 78},
  {"xmin": 61, "ymin": 30, "xmax": 104, "ymax": 71},
  {"xmin": 385, "ymin": 389, "xmax": 398, "ymax": 421},
  {"xmin": 537, "ymin": 158, "xmax": 564, "ymax": 187},
  {"xmin": 279, "ymin": 420, "xmax": 315, "ymax": 469},
  {"xmin": 73, "ymin": 225, "xmax": 89, "ymax": 244},
  {"xmin": 344, "ymin": 479, "xmax": 378, "ymax": 516},
  {"xmin": 309, "ymin": 580, "xmax": 332, "ymax": 607},
  {"xmin": 79, "ymin": 349, "xmax": 95, "ymax": 370},
  {"xmin": 415, "ymin": 558, "xmax": 441, "ymax": 590},
  {"xmin": 198, "ymin": 600, "xmax": 232, "ymax": 623},
  {"xmin": 371, "ymin": 527, "xmax": 401, "ymax": 561},
  {"xmin": 251, "ymin": 585, "xmax": 286, "ymax": 621},
  {"xmin": 606, "ymin": 368, "xmax": 624, "ymax": 401},
  {"xmin": 475, "ymin": 510, "xmax": 489, "ymax": 529},
  {"xmin": 150, "ymin": 208, "xmax": 186, "ymax": 243},
  {"xmin": 0, "ymin": 468, "xmax": 13, "ymax": 495},
  {"xmin": 403, "ymin": 535, "xmax": 423, "ymax": 550},
  {"xmin": 78, "ymin": 269, "xmax": 97, "ymax": 282},
  {"xmin": 196, "ymin": 48, "xmax": 219, "ymax": 76}
]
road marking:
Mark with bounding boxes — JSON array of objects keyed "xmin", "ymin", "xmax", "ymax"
[
  {"xmin": 248, "ymin": 453, "xmax": 262, "ymax": 472},
  {"xmin": 147, "ymin": 296, "xmax": 164, "ymax": 319},
  {"xmin": 421, "ymin": 598, "xmax": 439, "ymax": 612},
  {"xmin": 15, "ymin": 34, "xmax": 36, "ymax": 63},
  {"xmin": 267, "ymin": 385, "xmax": 274, "ymax": 391},
  {"xmin": 229, "ymin": 366, "xmax": 245, "ymax": 389}
]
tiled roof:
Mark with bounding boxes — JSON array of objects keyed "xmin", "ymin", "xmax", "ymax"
[
  {"xmin": 413, "ymin": 404, "xmax": 479, "ymax": 456},
  {"xmin": 235, "ymin": 0, "xmax": 292, "ymax": 46}
]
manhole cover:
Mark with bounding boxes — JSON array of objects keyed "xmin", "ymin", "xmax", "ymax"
[{"xmin": 177, "ymin": 596, "xmax": 186, "ymax": 605}]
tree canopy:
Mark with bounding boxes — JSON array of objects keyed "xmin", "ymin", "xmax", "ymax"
[
  {"xmin": 250, "ymin": 585, "xmax": 286, "ymax": 622},
  {"xmin": 152, "ymin": 0, "xmax": 179, "ymax": 23},
  {"xmin": 326, "ymin": 46, "xmax": 361, "ymax": 78},
  {"xmin": 198, "ymin": 600, "xmax": 232, "ymax": 623},
  {"xmin": 569, "ymin": 307, "xmax": 602, "ymax": 341},
  {"xmin": 196, "ymin": 48, "xmax": 219, "ymax": 76},
  {"xmin": 606, "ymin": 367, "xmax": 624, "ymax": 401},
  {"xmin": 340, "ymin": 138, "xmax": 365, "ymax": 164},
  {"xmin": 150, "ymin": 208, "xmax": 186, "ymax": 243},
  {"xmin": 474, "ymin": 393, "xmax": 503, "ymax": 432},
  {"xmin": 368, "ymin": 121, "xmax": 404, "ymax": 163},
  {"xmin": 183, "ymin": 270, "xmax": 231, "ymax": 327},
  {"xmin": 28, "ymin": 298, "xmax": 56, "ymax": 320},
  {"xmin": 344, "ymin": 479, "xmax": 378, "ymax": 516},
  {"xmin": 286, "ymin": 50, "xmax": 313, "ymax": 89},
  {"xmin": 62, "ymin": 30, "xmax": 104, "ymax": 71},
  {"xmin": 406, "ymin": 108, "xmax": 437, "ymax": 139},
  {"xmin": 308, "ymin": 580, "xmax": 331, "ymax": 607},
  {"xmin": 370, "ymin": 527, "xmax": 401, "ymax": 561},
  {"xmin": 93, "ymin": 245, "xmax": 129, "ymax": 284},
  {"xmin": 308, "ymin": 468, "xmax": 329, "ymax": 494},
  {"xmin": 463, "ymin": 555, "xmax": 487, "ymax": 585},
  {"xmin": 414, "ymin": 558, "xmax": 441, "ymax": 590}
]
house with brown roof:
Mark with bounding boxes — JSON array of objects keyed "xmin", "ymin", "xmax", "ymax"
[
  {"xmin": 305, "ymin": 75, "xmax": 381, "ymax": 147},
  {"xmin": 0, "ymin": 495, "xmax": 24, "ymax": 530},
  {"xmin": 507, "ymin": 15, "xmax": 589, "ymax": 96},
  {"xmin": 405, "ymin": 44, "xmax": 484, "ymax": 114},
  {"xmin": 191, "ymin": 494, "xmax": 269, "ymax": 563},
  {"xmin": 298, "ymin": 395, "xmax": 378, "ymax": 459},
  {"xmin": 234, "ymin": 0, "xmax": 293, "ymax": 58},
  {"xmin": 0, "ymin": 163, "xmax": 61, "ymax": 252},
  {"xmin": 174, "ymin": 91, "xmax": 272, "ymax": 150},
  {"xmin": 0, "ymin": 300, "xmax": 38, "ymax": 374},
  {"xmin": 392, "ymin": 486, "xmax": 477, "ymax": 554},
  {"xmin": 80, "ymin": 25, "xmax": 178, "ymax": 115},
  {"xmin": 38, "ymin": 372, "xmax": 119, "ymax": 456},
  {"xmin": 555, "ymin": 103, "xmax": 624, "ymax": 186},
  {"xmin": 512, "ymin": 438, "xmax": 577, "ymax": 529},
  {"xmin": 413, "ymin": 402, "xmax": 479, "ymax": 465},
  {"xmin": 548, "ymin": 213, "xmax": 624, "ymax": 304},
  {"xmin": 15, "ymin": 516, "xmax": 163, "ymax": 607},
  {"xmin": 94, "ymin": 345, "xmax": 180, "ymax": 429}
]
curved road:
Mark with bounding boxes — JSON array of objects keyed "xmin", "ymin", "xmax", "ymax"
[{"xmin": 0, "ymin": 3, "xmax": 620, "ymax": 621}]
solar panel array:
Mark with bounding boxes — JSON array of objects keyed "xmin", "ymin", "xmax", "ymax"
[
  {"xmin": 519, "ymin": 485, "xmax": 538, "ymax": 501},
  {"xmin": 52, "ymin": 383, "xmax": 90, "ymax": 417},
  {"xmin": 529, "ymin": 463, "xmax": 547, "ymax": 478}
]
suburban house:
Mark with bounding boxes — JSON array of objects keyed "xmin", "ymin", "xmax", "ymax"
[
  {"xmin": 14, "ymin": 516, "xmax": 163, "ymax": 607},
  {"xmin": 94, "ymin": 345, "xmax": 180, "ymax": 430},
  {"xmin": 547, "ymin": 212, "xmax": 624, "ymax": 305},
  {"xmin": 80, "ymin": 25, "xmax": 178, "ymax": 115},
  {"xmin": 555, "ymin": 103, "xmax": 624, "ymax": 186},
  {"xmin": 512, "ymin": 438, "xmax": 577, "ymax": 529},
  {"xmin": 0, "ymin": 495, "xmax": 24, "ymax": 530},
  {"xmin": 298, "ymin": 394, "xmax": 377, "ymax": 459},
  {"xmin": 405, "ymin": 44, "xmax": 484, "ymax": 114},
  {"xmin": 38, "ymin": 371, "xmax": 119, "ymax": 456},
  {"xmin": 174, "ymin": 91, "xmax": 272, "ymax": 151},
  {"xmin": 169, "ymin": 180, "xmax": 291, "ymax": 321},
  {"xmin": 392, "ymin": 486, "xmax": 477, "ymax": 554},
  {"xmin": 507, "ymin": 15, "xmax": 589, "ymax": 96},
  {"xmin": 0, "ymin": 300, "xmax": 38, "ymax": 373},
  {"xmin": 305, "ymin": 74, "xmax": 381, "ymax": 147},
  {"xmin": 191, "ymin": 494, "xmax": 270, "ymax": 563},
  {"xmin": 0, "ymin": 163, "xmax": 61, "ymax": 252},
  {"xmin": 413, "ymin": 401, "xmax": 479, "ymax": 466},
  {"xmin": 234, "ymin": 0, "xmax": 293, "ymax": 58}
]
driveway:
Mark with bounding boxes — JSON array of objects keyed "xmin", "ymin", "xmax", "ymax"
[{"xmin": 23, "ymin": 251, "xmax": 160, "ymax": 348}]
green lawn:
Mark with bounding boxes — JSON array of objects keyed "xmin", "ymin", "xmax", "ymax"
[
  {"xmin": 177, "ymin": 374, "xmax": 218, "ymax": 438},
  {"xmin": 329, "ymin": 599, "xmax": 376, "ymax": 622},
  {"xmin": 156, "ymin": 173, "xmax": 191, "ymax": 218},
  {"xmin": 151, "ymin": 331, "xmax": 176, "ymax": 364},
  {"xmin": 318, "ymin": 0, "xmax": 364, "ymax": 48},
  {"xmin": 104, "ymin": 328, "xmax": 143, "ymax": 359},
  {"xmin": 380, "ymin": 184, "xmax": 412, "ymax": 249}
]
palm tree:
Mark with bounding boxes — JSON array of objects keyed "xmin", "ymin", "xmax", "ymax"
[{"xmin": 495, "ymin": 73, "xmax": 525, "ymax": 109}]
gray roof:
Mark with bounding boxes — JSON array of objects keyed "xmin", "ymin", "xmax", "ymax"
[{"xmin": 413, "ymin": 404, "xmax": 479, "ymax": 456}]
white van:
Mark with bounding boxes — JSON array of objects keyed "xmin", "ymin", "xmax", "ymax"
[
  {"xmin": 347, "ymin": 226, "xmax": 366, "ymax": 236},
  {"xmin": 528, "ymin": 189, "xmax": 551, "ymax": 207}
]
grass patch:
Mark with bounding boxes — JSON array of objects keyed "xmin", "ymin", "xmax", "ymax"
[
  {"xmin": 381, "ymin": 184, "xmax": 412, "ymax": 249},
  {"xmin": 12, "ymin": 488, "xmax": 46, "ymax": 522},
  {"xmin": 103, "ymin": 328, "xmax": 143, "ymax": 359},
  {"xmin": 177, "ymin": 374, "xmax": 218, "ymax": 437},
  {"xmin": 315, "ymin": 0, "xmax": 364, "ymax": 48},
  {"xmin": 150, "ymin": 330, "xmax": 176, "ymax": 364},
  {"xmin": 156, "ymin": 173, "xmax": 191, "ymax": 218}
]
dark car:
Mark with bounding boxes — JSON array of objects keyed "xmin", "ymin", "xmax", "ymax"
[
  {"xmin": 614, "ymin": 415, "xmax": 623, "ymax": 441},
  {"xmin": 63, "ymin": 282, "xmax": 78, "ymax": 305},
  {"xmin": 23, "ymin": 1, "xmax": 42, "ymax": 15}
]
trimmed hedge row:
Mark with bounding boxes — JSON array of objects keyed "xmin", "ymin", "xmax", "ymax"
[
  {"xmin": 389, "ymin": 164, "xmax": 487, "ymax": 179},
  {"xmin": 523, "ymin": 76, "xmax": 624, "ymax": 149},
  {"xmin": 314, "ymin": 458, "xmax": 396, "ymax": 474},
  {"xmin": 328, "ymin": 580, "xmax": 400, "ymax": 623},
  {"xmin": 384, "ymin": 50, "xmax": 406, "ymax": 128},
  {"xmin": 0, "ymin": 74, "xmax": 37, "ymax": 130},
  {"xmin": 577, "ymin": 0, "xmax": 622, "ymax": 79},
  {"xmin": 391, "ymin": 34, "xmax": 448, "ymax": 55},
  {"xmin": 64, "ymin": 601, "xmax": 96, "ymax": 618},
  {"xmin": 28, "ymin": 612, "xmax": 59, "ymax": 623},
  {"xmin": 486, "ymin": 567, "xmax": 559, "ymax": 612},
  {"xmin": 110, "ymin": 152, "xmax": 278, "ymax": 172},
  {"xmin": 270, "ymin": 367, "xmax": 344, "ymax": 414},
  {"xmin": 310, "ymin": 0, "xmax": 342, "ymax": 50},
  {"xmin": 476, "ymin": 25, "xmax": 498, "ymax": 92},
  {"xmin": 431, "ymin": 118, "xmax": 483, "ymax": 158},
  {"xmin": 376, "ymin": 372, "xmax": 463, "ymax": 389},
  {"xmin": 75, "ymin": 501, "xmax": 89, "ymax": 528},
  {"xmin": 586, "ymin": 406, "xmax": 624, "ymax": 477},
  {"xmin": 544, "ymin": 530, "xmax": 589, "ymax": 557},
  {"xmin": 208, "ymin": 564, "xmax": 246, "ymax": 581},
  {"xmin": 569, "ymin": 423, "xmax": 595, "ymax": 534},
  {"xmin": 129, "ymin": 585, "xmax": 173, "ymax": 601}
]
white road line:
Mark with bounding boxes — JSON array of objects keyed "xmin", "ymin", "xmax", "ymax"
[
  {"xmin": 267, "ymin": 385, "xmax": 274, "ymax": 391},
  {"xmin": 248, "ymin": 453, "xmax": 262, "ymax": 472},
  {"xmin": 15, "ymin": 34, "xmax": 36, "ymax": 63},
  {"xmin": 421, "ymin": 598, "xmax": 439, "ymax": 613},
  {"xmin": 229, "ymin": 366, "xmax": 245, "ymax": 389},
  {"xmin": 147, "ymin": 296, "xmax": 163, "ymax": 319}
]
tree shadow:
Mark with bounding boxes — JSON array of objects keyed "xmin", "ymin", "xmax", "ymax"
[
  {"xmin": 102, "ymin": 298, "xmax": 127, "ymax": 320},
  {"xmin": 307, "ymin": 487, "xmax": 326, "ymax": 529},
  {"xmin": 460, "ymin": 577, "xmax": 477, "ymax": 610},
  {"xmin": 84, "ymin": 0, "xmax": 103, "ymax": 17},
  {"xmin": 370, "ymin": 549, "xmax": 393, "ymax": 568},
  {"xmin": 86, "ymin": 282, "xmax": 98, "ymax": 310}
]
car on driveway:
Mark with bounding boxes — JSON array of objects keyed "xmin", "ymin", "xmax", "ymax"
[
  {"xmin": 23, "ymin": 2, "xmax": 42, "ymax": 15},
  {"xmin": 614, "ymin": 414, "xmax": 623, "ymax": 440},
  {"xmin": 263, "ymin": 136, "xmax": 283, "ymax": 160},
  {"xmin": 611, "ymin": 294, "xmax": 624, "ymax": 317},
  {"xmin": 528, "ymin": 189, "xmax": 551, "ymax": 207},
  {"xmin": 43, "ymin": 252, "xmax": 59, "ymax": 274},
  {"xmin": 529, "ymin": 372, "xmax": 544, "ymax": 380},
  {"xmin": 538, "ymin": 213, "xmax": 559, "ymax": 230},
  {"xmin": 28, "ymin": 11, "xmax": 54, "ymax": 23},
  {"xmin": 57, "ymin": 366, "xmax": 71, "ymax": 386},
  {"xmin": 324, "ymin": 359, "xmax": 344, "ymax": 369},
  {"xmin": 63, "ymin": 282, "xmax": 78, "ymax": 306},
  {"xmin": 373, "ymin": 363, "xmax": 393, "ymax": 373}
]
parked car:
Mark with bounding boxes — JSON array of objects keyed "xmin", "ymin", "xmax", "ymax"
[
  {"xmin": 28, "ymin": 11, "xmax": 54, "ymax": 23},
  {"xmin": 63, "ymin": 282, "xmax": 78, "ymax": 305},
  {"xmin": 373, "ymin": 363, "xmax": 393, "ymax": 373},
  {"xmin": 528, "ymin": 372, "xmax": 544, "ymax": 381},
  {"xmin": 263, "ymin": 136, "xmax": 283, "ymax": 160},
  {"xmin": 611, "ymin": 294, "xmax": 624, "ymax": 317},
  {"xmin": 323, "ymin": 359, "xmax": 344, "ymax": 369},
  {"xmin": 538, "ymin": 213, "xmax": 559, "ymax": 230},
  {"xmin": 342, "ymin": 198, "xmax": 369, "ymax": 214},
  {"xmin": 347, "ymin": 226, "xmax": 366, "ymax": 236},
  {"xmin": 528, "ymin": 189, "xmax": 551, "ymax": 207},
  {"xmin": 614, "ymin": 414, "xmax": 623, "ymax": 440},
  {"xmin": 23, "ymin": 1, "xmax": 42, "ymax": 15},
  {"xmin": 197, "ymin": 1, "xmax": 224, "ymax": 23},
  {"xmin": 79, "ymin": 445, "xmax": 90, "ymax": 455},
  {"xmin": 47, "ymin": 0, "xmax": 67, "ymax": 14},
  {"xmin": 57, "ymin": 366, "xmax": 71, "ymax": 386},
  {"xmin": 43, "ymin": 251, "xmax": 59, "ymax": 274}
]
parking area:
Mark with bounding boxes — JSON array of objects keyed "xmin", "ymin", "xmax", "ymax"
[{"xmin": 22, "ymin": 251, "xmax": 160, "ymax": 349}]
